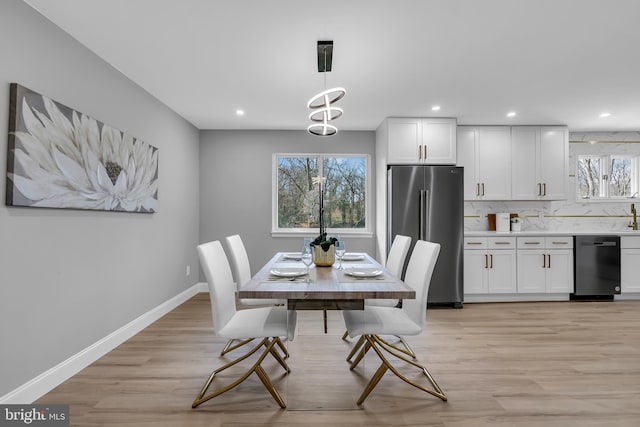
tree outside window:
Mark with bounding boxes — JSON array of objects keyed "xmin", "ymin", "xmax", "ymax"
[{"xmin": 275, "ymin": 155, "xmax": 367, "ymax": 232}]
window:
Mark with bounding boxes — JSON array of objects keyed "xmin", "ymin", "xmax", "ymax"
[
  {"xmin": 577, "ymin": 154, "xmax": 637, "ymax": 199},
  {"xmin": 273, "ymin": 154, "xmax": 370, "ymax": 234}
]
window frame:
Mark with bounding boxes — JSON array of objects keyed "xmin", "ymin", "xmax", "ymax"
[
  {"xmin": 576, "ymin": 153, "xmax": 639, "ymax": 201},
  {"xmin": 271, "ymin": 153, "xmax": 373, "ymax": 237}
]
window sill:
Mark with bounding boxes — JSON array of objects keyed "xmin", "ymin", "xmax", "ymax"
[
  {"xmin": 271, "ymin": 230, "xmax": 374, "ymax": 239},
  {"xmin": 577, "ymin": 197, "xmax": 640, "ymax": 203}
]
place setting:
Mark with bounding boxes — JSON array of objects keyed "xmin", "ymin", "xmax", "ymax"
[
  {"xmin": 338, "ymin": 267, "xmax": 391, "ymax": 282},
  {"xmin": 267, "ymin": 268, "xmax": 309, "ymax": 282}
]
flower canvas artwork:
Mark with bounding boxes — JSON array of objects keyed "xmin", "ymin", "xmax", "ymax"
[{"xmin": 6, "ymin": 84, "xmax": 158, "ymax": 213}]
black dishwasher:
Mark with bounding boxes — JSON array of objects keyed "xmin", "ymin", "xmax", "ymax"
[{"xmin": 572, "ymin": 235, "xmax": 621, "ymax": 300}]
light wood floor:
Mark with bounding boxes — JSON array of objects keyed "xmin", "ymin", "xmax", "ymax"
[{"xmin": 37, "ymin": 295, "xmax": 640, "ymax": 426}]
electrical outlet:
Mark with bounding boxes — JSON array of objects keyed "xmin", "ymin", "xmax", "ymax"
[{"xmin": 186, "ymin": 265, "xmax": 191, "ymax": 276}]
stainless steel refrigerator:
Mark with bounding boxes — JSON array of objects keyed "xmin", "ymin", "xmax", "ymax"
[{"xmin": 388, "ymin": 165, "xmax": 464, "ymax": 308}]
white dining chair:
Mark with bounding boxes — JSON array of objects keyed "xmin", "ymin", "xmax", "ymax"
[
  {"xmin": 342, "ymin": 235, "xmax": 415, "ymax": 357},
  {"xmin": 192, "ymin": 240, "xmax": 296, "ymax": 409},
  {"xmin": 223, "ymin": 234, "xmax": 286, "ymax": 355},
  {"xmin": 367, "ymin": 234, "xmax": 411, "ymax": 306},
  {"xmin": 342, "ymin": 240, "xmax": 447, "ymax": 405}
]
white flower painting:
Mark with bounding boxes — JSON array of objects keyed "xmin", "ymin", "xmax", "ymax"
[{"xmin": 6, "ymin": 84, "xmax": 158, "ymax": 212}]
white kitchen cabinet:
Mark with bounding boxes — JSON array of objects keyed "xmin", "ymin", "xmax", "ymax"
[
  {"xmin": 385, "ymin": 118, "xmax": 457, "ymax": 164},
  {"xmin": 516, "ymin": 236, "xmax": 573, "ymax": 293},
  {"xmin": 511, "ymin": 126, "xmax": 568, "ymax": 200},
  {"xmin": 621, "ymin": 237, "xmax": 640, "ymax": 293},
  {"xmin": 457, "ymin": 126, "xmax": 511, "ymax": 200},
  {"xmin": 464, "ymin": 237, "xmax": 516, "ymax": 294}
]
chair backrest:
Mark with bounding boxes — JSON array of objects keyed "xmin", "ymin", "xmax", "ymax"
[
  {"xmin": 197, "ymin": 240, "xmax": 237, "ymax": 334},
  {"xmin": 225, "ymin": 234, "xmax": 252, "ymax": 291},
  {"xmin": 402, "ymin": 240, "xmax": 440, "ymax": 328},
  {"xmin": 386, "ymin": 234, "xmax": 412, "ymax": 278}
]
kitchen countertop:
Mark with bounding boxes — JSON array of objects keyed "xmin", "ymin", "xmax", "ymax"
[{"xmin": 464, "ymin": 230, "xmax": 640, "ymax": 237}]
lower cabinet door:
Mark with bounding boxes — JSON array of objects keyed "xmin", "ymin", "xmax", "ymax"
[
  {"xmin": 487, "ymin": 251, "xmax": 517, "ymax": 293},
  {"xmin": 516, "ymin": 250, "xmax": 546, "ymax": 293},
  {"xmin": 546, "ymin": 250, "xmax": 573, "ymax": 293},
  {"xmin": 621, "ymin": 249, "xmax": 640, "ymax": 293},
  {"xmin": 464, "ymin": 251, "xmax": 488, "ymax": 294}
]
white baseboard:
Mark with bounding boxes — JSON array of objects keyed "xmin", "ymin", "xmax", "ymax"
[
  {"xmin": 0, "ymin": 282, "xmax": 208, "ymax": 404},
  {"xmin": 464, "ymin": 294, "xmax": 570, "ymax": 303}
]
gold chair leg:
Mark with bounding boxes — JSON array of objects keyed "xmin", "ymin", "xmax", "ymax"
[
  {"xmin": 192, "ymin": 337, "xmax": 288, "ymax": 409},
  {"xmin": 346, "ymin": 335, "xmax": 365, "ymax": 362},
  {"xmin": 356, "ymin": 359, "xmax": 389, "ymax": 405},
  {"xmin": 349, "ymin": 339, "xmax": 370, "ymax": 370},
  {"xmin": 275, "ymin": 337, "xmax": 289, "ymax": 358},
  {"xmin": 221, "ymin": 337, "xmax": 289, "ymax": 360},
  {"xmin": 269, "ymin": 338, "xmax": 291, "ymax": 373},
  {"xmin": 220, "ymin": 338, "xmax": 254, "ymax": 356},
  {"xmin": 354, "ymin": 334, "xmax": 447, "ymax": 405},
  {"xmin": 376, "ymin": 335, "xmax": 417, "ymax": 359},
  {"xmin": 341, "ymin": 330, "xmax": 349, "ymax": 340}
]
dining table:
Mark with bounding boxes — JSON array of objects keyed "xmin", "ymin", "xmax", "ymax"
[{"xmin": 238, "ymin": 251, "xmax": 415, "ymax": 310}]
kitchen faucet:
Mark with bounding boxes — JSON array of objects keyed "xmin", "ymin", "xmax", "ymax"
[{"xmin": 630, "ymin": 203, "xmax": 638, "ymax": 230}]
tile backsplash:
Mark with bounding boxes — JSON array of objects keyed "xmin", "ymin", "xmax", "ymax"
[{"xmin": 464, "ymin": 132, "xmax": 640, "ymax": 233}]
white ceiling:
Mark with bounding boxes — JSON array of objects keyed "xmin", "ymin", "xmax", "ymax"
[{"xmin": 22, "ymin": 0, "xmax": 640, "ymax": 132}]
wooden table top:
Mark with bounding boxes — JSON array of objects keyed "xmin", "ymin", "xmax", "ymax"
[{"xmin": 238, "ymin": 252, "xmax": 415, "ymax": 301}]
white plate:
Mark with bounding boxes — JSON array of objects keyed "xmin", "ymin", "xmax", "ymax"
[
  {"xmin": 341, "ymin": 253, "xmax": 365, "ymax": 261},
  {"xmin": 283, "ymin": 253, "xmax": 302, "ymax": 260},
  {"xmin": 269, "ymin": 268, "xmax": 307, "ymax": 278},
  {"xmin": 345, "ymin": 269, "xmax": 383, "ymax": 278}
]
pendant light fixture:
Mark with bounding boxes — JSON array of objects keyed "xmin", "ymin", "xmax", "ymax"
[{"xmin": 307, "ymin": 40, "xmax": 346, "ymax": 137}]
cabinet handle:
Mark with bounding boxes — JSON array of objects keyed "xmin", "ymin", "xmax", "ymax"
[
  {"xmin": 494, "ymin": 241, "xmax": 511, "ymax": 245},
  {"xmin": 537, "ymin": 183, "xmax": 542, "ymax": 196},
  {"xmin": 467, "ymin": 241, "xmax": 483, "ymax": 245},
  {"xmin": 543, "ymin": 183, "xmax": 547, "ymax": 196},
  {"xmin": 547, "ymin": 254, "xmax": 551, "ymax": 268},
  {"xmin": 524, "ymin": 241, "xmax": 541, "ymax": 245},
  {"xmin": 418, "ymin": 145, "xmax": 422, "ymax": 160},
  {"xmin": 481, "ymin": 183, "xmax": 485, "ymax": 196},
  {"xmin": 551, "ymin": 241, "xmax": 568, "ymax": 245},
  {"xmin": 424, "ymin": 144, "xmax": 427, "ymax": 159},
  {"xmin": 476, "ymin": 183, "xmax": 480, "ymax": 196},
  {"xmin": 542, "ymin": 254, "xmax": 546, "ymax": 268},
  {"xmin": 489, "ymin": 254, "xmax": 493, "ymax": 268},
  {"xmin": 484, "ymin": 254, "xmax": 488, "ymax": 268}
]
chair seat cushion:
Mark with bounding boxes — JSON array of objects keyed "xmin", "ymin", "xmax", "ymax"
[
  {"xmin": 219, "ymin": 306, "xmax": 296, "ymax": 340},
  {"xmin": 343, "ymin": 306, "xmax": 422, "ymax": 337}
]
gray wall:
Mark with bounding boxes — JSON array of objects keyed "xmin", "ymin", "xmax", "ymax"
[
  {"xmin": 0, "ymin": 0, "xmax": 200, "ymax": 396},
  {"xmin": 199, "ymin": 130, "xmax": 377, "ymax": 272}
]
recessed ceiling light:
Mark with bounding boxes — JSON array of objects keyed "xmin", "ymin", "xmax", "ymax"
[
  {"xmin": 236, "ymin": 109, "xmax": 245, "ymax": 116},
  {"xmin": 431, "ymin": 105, "xmax": 441, "ymax": 111},
  {"xmin": 599, "ymin": 112, "xmax": 611, "ymax": 118},
  {"xmin": 507, "ymin": 111, "xmax": 516, "ymax": 117}
]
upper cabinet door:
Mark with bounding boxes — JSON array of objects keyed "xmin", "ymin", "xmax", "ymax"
[
  {"xmin": 386, "ymin": 118, "xmax": 456, "ymax": 164},
  {"xmin": 539, "ymin": 127, "xmax": 568, "ymax": 200},
  {"xmin": 477, "ymin": 127, "xmax": 511, "ymax": 200},
  {"xmin": 511, "ymin": 127, "xmax": 540, "ymax": 199},
  {"xmin": 457, "ymin": 127, "xmax": 479, "ymax": 200},
  {"xmin": 387, "ymin": 118, "xmax": 422, "ymax": 164},
  {"xmin": 422, "ymin": 118, "xmax": 457, "ymax": 164},
  {"xmin": 511, "ymin": 126, "xmax": 568, "ymax": 200},
  {"xmin": 457, "ymin": 126, "xmax": 511, "ymax": 200}
]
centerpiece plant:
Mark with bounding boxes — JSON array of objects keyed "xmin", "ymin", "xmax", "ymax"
[{"xmin": 310, "ymin": 176, "xmax": 337, "ymax": 265}]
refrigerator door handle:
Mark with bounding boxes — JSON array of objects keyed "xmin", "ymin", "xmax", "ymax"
[{"xmin": 419, "ymin": 189, "xmax": 430, "ymax": 240}]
